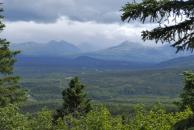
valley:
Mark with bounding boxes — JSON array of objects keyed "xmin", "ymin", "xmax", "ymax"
[
  {"xmin": 11, "ymin": 40, "xmax": 194, "ymax": 113},
  {"xmin": 15, "ymin": 55, "xmax": 194, "ymax": 113}
]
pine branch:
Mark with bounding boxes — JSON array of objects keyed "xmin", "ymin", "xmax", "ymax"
[
  {"xmin": 142, "ymin": 17, "xmax": 194, "ymax": 51},
  {"xmin": 121, "ymin": 0, "xmax": 194, "ymax": 52},
  {"xmin": 121, "ymin": 0, "xmax": 194, "ymax": 23}
]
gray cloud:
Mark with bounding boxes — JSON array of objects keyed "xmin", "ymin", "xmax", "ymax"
[
  {"xmin": 2, "ymin": 0, "xmax": 159, "ymax": 48},
  {"xmin": 2, "ymin": 17, "xmax": 157, "ymax": 48},
  {"xmin": 3, "ymin": 0, "xmax": 131, "ymax": 23}
]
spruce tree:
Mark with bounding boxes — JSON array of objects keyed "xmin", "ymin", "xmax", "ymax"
[
  {"xmin": 173, "ymin": 71, "xmax": 194, "ymax": 130},
  {"xmin": 0, "ymin": 3, "xmax": 26, "ymax": 107},
  {"xmin": 121, "ymin": 0, "xmax": 194, "ymax": 52},
  {"xmin": 178, "ymin": 71, "xmax": 194, "ymax": 111},
  {"xmin": 53, "ymin": 77, "xmax": 91, "ymax": 121}
]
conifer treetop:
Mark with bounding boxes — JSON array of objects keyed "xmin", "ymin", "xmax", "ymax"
[{"xmin": 121, "ymin": 0, "xmax": 194, "ymax": 52}]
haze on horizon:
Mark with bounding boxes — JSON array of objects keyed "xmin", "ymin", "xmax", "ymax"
[{"xmin": 1, "ymin": 0, "xmax": 160, "ymax": 49}]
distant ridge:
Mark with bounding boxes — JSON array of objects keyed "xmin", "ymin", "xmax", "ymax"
[
  {"xmin": 86, "ymin": 41, "xmax": 192, "ymax": 63},
  {"xmin": 16, "ymin": 55, "xmax": 154, "ymax": 70},
  {"xmin": 15, "ymin": 54, "xmax": 194, "ymax": 70},
  {"xmin": 157, "ymin": 55, "xmax": 194, "ymax": 68},
  {"xmin": 12, "ymin": 40, "xmax": 192, "ymax": 63},
  {"xmin": 11, "ymin": 40, "xmax": 81, "ymax": 56}
]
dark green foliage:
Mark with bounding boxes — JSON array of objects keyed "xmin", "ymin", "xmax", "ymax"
[
  {"xmin": 0, "ymin": 4, "xmax": 19, "ymax": 74},
  {"xmin": 121, "ymin": 0, "xmax": 194, "ymax": 52},
  {"xmin": 53, "ymin": 77, "xmax": 91, "ymax": 121},
  {"xmin": 0, "ymin": 4, "xmax": 26, "ymax": 107},
  {"xmin": 173, "ymin": 116, "xmax": 194, "ymax": 130},
  {"xmin": 0, "ymin": 39, "xmax": 19, "ymax": 74},
  {"xmin": 173, "ymin": 71, "xmax": 194, "ymax": 129},
  {"xmin": 0, "ymin": 76, "xmax": 26, "ymax": 107},
  {"xmin": 177, "ymin": 71, "xmax": 194, "ymax": 111}
]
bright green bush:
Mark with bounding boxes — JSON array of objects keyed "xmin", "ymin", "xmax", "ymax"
[
  {"xmin": 29, "ymin": 108, "xmax": 69, "ymax": 130},
  {"xmin": 29, "ymin": 108, "xmax": 53, "ymax": 130},
  {"xmin": 128, "ymin": 105, "xmax": 193, "ymax": 130},
  {"xmin": 53, "ymin": 105, "xmax": 192, "ymax": 130},
  {"xmin": 0, "ymin": 105, "xmax": 192, "ymax": 130},
  {"xmin": 0, "ymin": 105, "xmax": 30, "ymax": 130},
  {"xmin": 76, "ymin": 106, "xmax": 126, "ymax": 130}
]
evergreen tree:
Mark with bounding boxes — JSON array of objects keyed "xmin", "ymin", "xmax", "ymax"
[
  {"xmin": 121, "ymin": 0, "xmax": 194, "ymax": 52},
  {"xmin": 53, "ymin": 77, "xmax": 91, "ymax": 121},
  {"xmin": 173, "ymin": 71, "xmax": 194, "ymax": 130},
  {"xmin": 178, "ymin": 71, "xmax": 194, "ymax": 111},
  {"xmin": 121, "ymin": 2, "xmax": 194, "ymax": 128},
  {"xmin": 0, "ymin": 3, "xmax": 26, "ymax": 107}
]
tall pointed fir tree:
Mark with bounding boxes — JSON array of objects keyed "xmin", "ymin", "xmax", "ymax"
[
  {"xmin": 178, "ymin": 72, "xmax": 194, "ymax": 112},
  {"xmin": 173, "ymin": 71, "xmax": 194, "ymax": 130},
  {"xmin": 121, "ymin": 0, "xmax": 194, "ymax": 52},
  {"xmin": 0, "ymin": 3, "xmax": 26, "ymax": 107},
  {"xmin": 53, "ymin": 77, "xmax": 91, "ymax": 122}
]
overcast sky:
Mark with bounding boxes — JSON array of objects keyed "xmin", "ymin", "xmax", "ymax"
[{"xmin": 1, "ymin": 0, "xmax": 156, "ymax": 48}]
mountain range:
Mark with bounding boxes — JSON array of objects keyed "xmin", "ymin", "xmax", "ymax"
[
  {"xmin": 86, "ymin": 41, "xmax": 192, "ymax": 63},
  {"xmin": 11, "ymin": 40, "xmax": 192, "ymax": 63},
  {"xmin": 11, "ymin": 40, "xmax": 81, "ymax": 56},
  {"xmin": 16, "ymin": 56, "xmax": 154, "ymax": 70}
]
